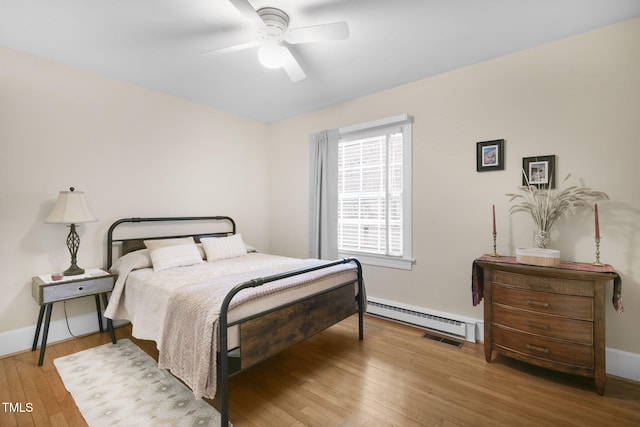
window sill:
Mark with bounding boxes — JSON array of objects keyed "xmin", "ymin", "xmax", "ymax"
[{"xmin": 338, "ymin": 251, "xmax": 414, "ymax": 270}]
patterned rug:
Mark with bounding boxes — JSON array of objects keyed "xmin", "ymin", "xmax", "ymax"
[{"xmin": 54, "ymin": 339, "xmax": 224, "ymax": 426}]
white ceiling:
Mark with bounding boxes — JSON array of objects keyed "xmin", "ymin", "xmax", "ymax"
[{"xmin": 2, "ymin": 0, "xmax": 640, "ymax": 122}]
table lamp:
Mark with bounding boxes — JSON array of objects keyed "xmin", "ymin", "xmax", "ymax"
[{"xmin": 46, "ymin": 187, "xmax": 97, "ymax": 276}]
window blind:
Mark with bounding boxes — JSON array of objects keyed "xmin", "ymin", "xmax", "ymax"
[{"xmin": 338, "ymin": 130, "xmax": 403, "ymax": 256}]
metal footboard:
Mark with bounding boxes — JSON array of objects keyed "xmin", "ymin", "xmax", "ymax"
[{"xmin": 217, "ymin": 257, "xmax": 364, "ymax": 427}]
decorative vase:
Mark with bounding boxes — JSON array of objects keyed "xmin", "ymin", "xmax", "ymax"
[{"xmin": 535, "ymin": 229, "xmax": 550, "ymax": 249}]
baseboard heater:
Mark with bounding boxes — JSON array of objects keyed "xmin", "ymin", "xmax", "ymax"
[{"xmin": 366, "ymin": 297, "xmax": 476, "ymax": 342}]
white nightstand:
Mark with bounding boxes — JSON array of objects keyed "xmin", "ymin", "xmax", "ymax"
[{"xmin": 31, "ymin": 268, "xmax": 116, "ymax": 366}]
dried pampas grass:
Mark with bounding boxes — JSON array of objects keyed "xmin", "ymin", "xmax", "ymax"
[{"xmin": 506, "ymin": 172, "xmax": 609, "ymax": 232}]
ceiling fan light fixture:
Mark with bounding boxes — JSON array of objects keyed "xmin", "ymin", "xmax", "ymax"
[
  {"xmin": 258, "ymin": 42, "xmax": 287, "ymax": 69},
  {"xmin": 206, "ymin": 1, "xmax": 350, "ymax": 82}
]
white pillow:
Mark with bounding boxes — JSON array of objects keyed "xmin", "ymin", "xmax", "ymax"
[
  {"xmin": 144, "ymin": 237, "xmax": 203, "ymax": 271},
  {"xmin": 201, "ymin": 234, "xmax": 247, "ymax": 262},
  {"xmin": 109, "ymin": 249, "xmax": 152, "ymax": 275}
]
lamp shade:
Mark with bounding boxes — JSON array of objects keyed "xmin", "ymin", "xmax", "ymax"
[{"xmin": 46, "ymin": 187, "xmax": 97, "ymax": 224}]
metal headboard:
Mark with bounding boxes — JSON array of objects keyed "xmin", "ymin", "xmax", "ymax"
[{"xmin": 106, "ymin": 216, "xmax": 236, "ymax": 268}]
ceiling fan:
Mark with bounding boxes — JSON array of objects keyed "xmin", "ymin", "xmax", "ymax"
[{"xmin": 201, "ymin": 0, "xmax": 350, "ymax": 82}]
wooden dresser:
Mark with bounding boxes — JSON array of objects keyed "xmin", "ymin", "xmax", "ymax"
[{"xmin": 475, "ymin": 258, "xmax": 620, "ymax": 395}]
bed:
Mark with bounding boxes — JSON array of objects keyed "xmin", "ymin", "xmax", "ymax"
[{"xmin": 103, "ymin": 216, "xmax": 365, "ymax": 426}]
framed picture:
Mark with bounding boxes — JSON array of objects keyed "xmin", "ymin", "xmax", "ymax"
[
  {"xmin": 522, "ymin": 155, "xmax": 556, "ymax": 188},
  {"xmin": 476, "ymin": 139, "xmax": 505, "ymax": 172}
]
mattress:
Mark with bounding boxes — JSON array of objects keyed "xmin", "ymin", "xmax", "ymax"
[{"xmin": 105, "ymin": 251, "xmax": 359, "ymax": 349}]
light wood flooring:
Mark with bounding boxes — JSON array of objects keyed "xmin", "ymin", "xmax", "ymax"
[{"xmin": 2, "ymin": 314, "xmax": 639, "ymax": 426}]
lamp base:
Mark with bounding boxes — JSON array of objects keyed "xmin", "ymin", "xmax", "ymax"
[
  {"xmin": 64, "ymin": 223, "xmax": 84, "ymax": 276},
  {"xmin": 64, "ymin": 264, "xmax": 85, "ymax": 276}
]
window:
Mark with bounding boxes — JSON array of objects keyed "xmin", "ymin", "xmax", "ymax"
[{"xmin": 337, "ymin": 114, "xmax": 413, "ymax": 269}]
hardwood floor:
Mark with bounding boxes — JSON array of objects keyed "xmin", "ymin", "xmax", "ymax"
[{"xmin": 2, "ymin": 314, "xmax": 639, "ymax": 426}]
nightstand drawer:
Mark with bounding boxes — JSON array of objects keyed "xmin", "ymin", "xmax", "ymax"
[{"xmin": 38, "ymin": 276, "xmax": 114, "ymax": 304}]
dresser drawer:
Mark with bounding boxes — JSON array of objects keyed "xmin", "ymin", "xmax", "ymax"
[
  {"xmin": 493, "ymin": 270, "xmax": 594, "ymax": 297},
  {"xmin": 40, "ymin": 276, "xmax": 114, "ymax": 304},
  {"xmin": 492, "ymin": 304, "xmax": 593, "ymax": 345},
  {"xmin": 493, "ymin": 284, "xmax": 593, "ymax": 320},
  {"xmin": 493, "ymin": 326, "xmax": 594, "ymax": 369}
]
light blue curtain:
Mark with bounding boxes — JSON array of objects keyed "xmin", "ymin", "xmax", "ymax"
[{"xmin": 308, "ymin": 129, "xmax": 339, "ymax": 260}]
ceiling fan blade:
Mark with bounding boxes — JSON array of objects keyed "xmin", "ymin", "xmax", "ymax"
[
  {"xmin": 285, "ymin": 21, "xmax": 349, "ymax": 44},
  {"xmin": 228, "ymin": 0, "xmax": 266, "ymax": 28},
  {"xmin": 200, "ymin": 40, "xmax": 262, "ymax": 56},
  {"xmin": 281, "ymin": 47, "xmax": 306, "ymax": 82}
]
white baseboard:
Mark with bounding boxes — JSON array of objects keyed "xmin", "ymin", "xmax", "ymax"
[
  {"xmin": 606, "ymin": 348, "xmax": 640, "ymax": 382},
  {"xmin": 0, "ymin": 312, "xmax": 128, "ymax": 358}
]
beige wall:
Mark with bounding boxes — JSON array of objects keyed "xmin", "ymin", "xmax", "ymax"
[
  {"xmin": 1, "ymin": 17, "xmax": 638, "ymax": 359},
  {"xmin": 0, "ymin": 47, "xmax": 269, "ymax": 333},
  {"xmin": 268, "ymin": 18, "xmax": 640, "ymax": 354}
]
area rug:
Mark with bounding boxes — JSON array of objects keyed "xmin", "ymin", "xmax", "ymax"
[{"xmin": 54, "ymin": 339, "xmax": 224, "ymax": 426}]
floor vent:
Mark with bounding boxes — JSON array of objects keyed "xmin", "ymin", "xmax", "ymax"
[
  {"xmin": 366, "ymin": 298, "xmax": 473, "ymax": 341},
  {"xmin": 422, "ymin": 332, "xmax": 464, "ymax": 348}
]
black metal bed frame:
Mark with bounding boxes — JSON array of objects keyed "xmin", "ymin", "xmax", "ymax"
[
  {"xmin": 106, "ymin": 216, "xmax": 365, "ymax": 427},
  {"xmin": 106, "ymin": 215, "xmax": 236, "ymax": 268}
]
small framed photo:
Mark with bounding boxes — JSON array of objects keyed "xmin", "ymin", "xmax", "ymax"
[
  {"xmin": 476, "ymin": 139, "xmax": 505, "ymax": 172},
  {"xmin": 522, "ymin": 155, "xmax": 556, "ymax": 188}
]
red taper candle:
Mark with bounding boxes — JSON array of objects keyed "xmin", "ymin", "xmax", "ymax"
[{"xmin": 595, "ymin": 203, "xmax": 600, "ymax": 239}]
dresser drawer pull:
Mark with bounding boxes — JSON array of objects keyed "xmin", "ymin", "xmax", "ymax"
[
  {"xmin": 526, "ymin": 299, "xmax": 550, "ymax": 308},
  {"xmin": 526, "ymin": 281, "xmax": 551, "ymax": 290},
  {"xmin": 526, "ymin": 343, "xmax": 550, "ymax": 354},
  {"xmin": 525, "ymin": 321, "xmax": 550, "ymax": 330},
  {"xmin": 78, "ymin": 286, "xmax": 84, "ymax": 291}
]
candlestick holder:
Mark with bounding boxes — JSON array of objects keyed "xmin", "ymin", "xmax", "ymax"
[
  {"xmin": 491, "ymin": 232, "xmax": 499, "ymax": 257},
  {"xmin": 593, "ymin": 237, "xmax": 604, "ymax": 266}
]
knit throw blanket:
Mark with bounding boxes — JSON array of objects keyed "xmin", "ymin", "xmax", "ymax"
[{"xmin": 158, "ymin": 259, "xmax": 358, "ymax": 399}]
